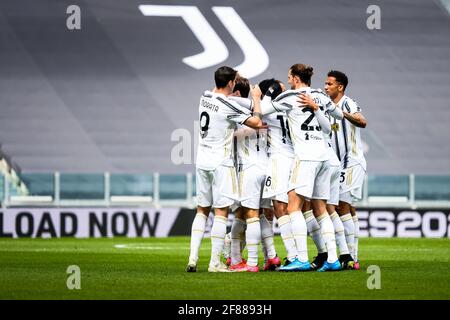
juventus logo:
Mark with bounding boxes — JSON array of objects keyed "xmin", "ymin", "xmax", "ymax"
[{"xmin": 139, "ymin": 5, "xmax": 269, "ymax": 79}]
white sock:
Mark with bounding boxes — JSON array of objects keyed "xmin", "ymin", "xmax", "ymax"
[
  {"xmin": 245, "ymin": 217, "xmax": 261, "ymax": 267},
  {"xmin": 188, "ymin": 213, "xmax": 207, "ymax": 264},
  {"xmin": 340, "ymin": 213, "xmax": 355, "ymax": 259},
  {"xmin": 278, "ymin": 215, "xmax": 298, "ymax": 260},
  {"xmin": 353, "ymin": 215, "xmax": 359, "ymax": 262},
  {"xmin": 330, "ymin": 212, "xmax": 349, "ymax": 255},
  {"xmin": 289, "ymin": 211, "xmax": 308, "ymax": 262},
  {"xmin": 209, "ymin": 216, "xmax": 227, "ymax": 266},
  {"xmin": 230, "ymin": 218, "xmax": 246, "ymax": 265},
  {"xmin": 303, "ymin": 210, "xmax": 326, "ymax": 254},
  {"xmin": 317, "ymin": 213, "xmax": 338, "ymax": 263},
  {"xmin": 260, "ymin": 214, "xmax": 276, "ymax": 259}
]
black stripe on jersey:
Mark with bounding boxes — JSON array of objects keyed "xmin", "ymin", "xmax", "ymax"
[
  {"xmin": 274, "ymin": 91, "xmax": 298, "ymax": 102},
  {"xmin": 343, "ymin": 99, "xmax": 351, "ymax": 113},
  {"xmin": 281, "ymin": 102, "xmax": 293, "ymax": 110},
  {"xmin": 326, "ymin": 101, "xmax": 336, "ymax": 113},
  {"xmin": 216, "ymin": 96, "xmax": 245, "ymax": 114},
  {"xmin": 310, "ymin": 90, "xmax": 329, "ymax": 98},
  {"xmin": 341, "ymin": 118, "xmax": 349, "ymax": 169},
  {"xmin": 271, "ymin": 101, "xmax": 281, "ymax": 112},
  {"xmin": 333, "ymin": 118, "xmax": 341, "ymax": 162}
]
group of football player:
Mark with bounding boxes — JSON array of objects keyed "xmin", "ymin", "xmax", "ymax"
[{"xmin": 186, "ymin": 63, "xmax": 367, "ymax": 273}]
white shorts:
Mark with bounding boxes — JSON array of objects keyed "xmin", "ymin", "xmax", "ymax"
[
  {"xmin": 339, "ymin": 164, "xmax": 366, "ymax": 205},
  {"xmin": 327, "ymin": 162, "xmax": 341, "ymax": 206},
  {"xmin": 196, "ymin": 165, "xmax": 239, "ymax": 208},
  {"xmin": 262, "ymin": 154, "xmax": 294, "ymax": 204},
  {"xmin": 288, "ymin": 159, "xmax": 331, "ymax": 200},
  {"xmin": 236, "ymin": 163, "xmax": 266, "ymax": 210}
]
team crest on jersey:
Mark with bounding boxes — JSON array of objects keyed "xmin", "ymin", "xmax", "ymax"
[{"xmin": 331, "ymin": 123, "xmax": 340, "ymax": 131}]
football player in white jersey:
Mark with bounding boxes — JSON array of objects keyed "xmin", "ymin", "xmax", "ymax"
[
  {"xmin": 258, "ymin": 79, "xmax": 303, "ymax": 270},
  {"xmin": 323, "ymin": 93, "xmax": 355, "ymax": 270},
  {"xmin": 325, "ymin": 70, "xmax": 368, "ymax": 270},
  {"xmin": 261, "ymin": 64, "xmax": 341, "ymax": 272},
  {"xmin": 224, "ymin": 76, "xmax": 281, "ymax": 272},
  {"xmin": 186, "ymin": 66, "xmax": 266, "ymax": 273}
]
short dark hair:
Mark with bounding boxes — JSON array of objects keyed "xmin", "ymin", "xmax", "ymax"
[
  {"xmin": 290, "ymin": 64, "xmax": 314, "ymax": 86},
  {"xmin": 215, "ymin": 66, "xmax": 237, "ymax": 89},
  {"xmin": 327, "ymin": 70, "xmax": 348, "ymax": 91},
  {"xmin": 233, "ymin": 75, "xmax": 250, "ymax": 98},
  {"xmin": 259, "ymin": 78, "xmax": 283, "ymax": 99}
]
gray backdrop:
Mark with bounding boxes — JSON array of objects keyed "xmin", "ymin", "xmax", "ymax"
[{"xmin": 1, "ymin": 0, "xmax": 449, "ymax": 174}]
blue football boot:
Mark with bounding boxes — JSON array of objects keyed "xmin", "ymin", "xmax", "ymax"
[
  {"xmin": 278, "ymin": 258, "xmax": 311, "ymax": 271},
  {"xmin": 317, "ymin": 260, "xmax": 341, "ymax": 272}
]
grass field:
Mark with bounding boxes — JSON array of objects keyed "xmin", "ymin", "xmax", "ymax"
[{"xmin": 0, "ymin": 237, "xmax": 449, "ymax": 300}]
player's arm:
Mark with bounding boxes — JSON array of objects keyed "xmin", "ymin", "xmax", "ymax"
[
  {"xmin": 261, "ymin": 88, "xmax": 296, "ymax": 115},
  {"xmin": 228, "ymin": 96, "xmax": 253, "ymax": 110},
  {"xmin": 243, "ymin": 85, "xmax": 267, "ymax": 130},
  {"xmin": 343, "ymin": 111, "xmax": 367, "ymax": 128},
  {"xmin": 298, "ymin": 93, "xmax": 331, "ymax": 134},
  {"xmin": 327, "ymin": 102, "xmax": 343, "ymax": 120},
  {"xmin": 234, "ymin": 127, "xmax": 256, "ymax": 138}
]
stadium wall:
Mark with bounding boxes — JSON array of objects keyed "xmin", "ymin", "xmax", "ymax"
[{"xmin": 0, "ymin": 208, "xmax": 449, "ymax": 238}]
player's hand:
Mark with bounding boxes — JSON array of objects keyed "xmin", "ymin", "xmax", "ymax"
[
  {"xmin": 251, "ymin": 85, "xmax": 262, "ymax": 100},
  {"xmin": 297, "ymin": 93, "xmax": 318, "ymax": 111},
  {"xmin": 266, "ymin": 82, "xmax": 282, "ymax": 100},
  {"xmin": 256, "ymin": 121, "xmax": 268, "ymax": 130}
]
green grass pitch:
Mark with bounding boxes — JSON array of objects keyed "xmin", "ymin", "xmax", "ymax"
[{"xmin": 0, "ymin": 237, "xmax": 449, "ymax": 299}]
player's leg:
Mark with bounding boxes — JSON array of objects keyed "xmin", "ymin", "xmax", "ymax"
[
  {"xmin": 283, "ymin": 159, "xmax": 322, "ymax": 271},
  {"xmin": 337, "ymin": 199, "xmax": 355, "ymax": 261},
  {"xmin": 230, "ymin": 165, "xmax": 263, "ymax": 272},
  {"xmin": 208, "ymin": 165, "xmax": 238, "ymax": 272},
  {"xmin": 312, "ymin": 199, "xmax": 340, "ymax": 272},
  {"xmin": 311, "ymin": 161, "xmax": 340, "ymax": 272},
  {"xmin": 339, "ymin": 164, "xmax": 365, "ymax": 269},
  {"xmin": 328, "ymin": 203, "xmax": 354, "ymax": 269},
  {"xmin": 187, "ymin": 168, "xmax": 212, "ymax": 272},
  {"xmin": 208, "ymin": 206, "xmax": 231, "ymax": 272},
  {"xmin": 287, "ymin": 190, "xmax": 309, "ymax": 262},
  {"xmin": 327, "ymin": 164, "xmax": 354, "ymax": 268},
  {"xmin": 241, "ymin": 206, "xmax": 261, "ymax": 272},
  {"xmin": 276, "ymin": 189, "xmax": 310, "ymax": 272},
  {"xmin": 228, "ymin": 207, "xmax": 246, "ymax": 266},
  {"xmin": 350, "ymin": 205, "xmax": 360, "ymax": 269},
  {"xmin": 273, "ymin": 200, "xmax": 298, "ymax": 264},
  {"xmin": 337, "ymin": 166, "xmax": 356, "ymax": 261},
  {"xmin": 260, "ymin": 207, "xmax": 281, "ymax": 271},
  {"xmin": 303, "ymin": 200, "xmax": 327, "ymax": 269}
]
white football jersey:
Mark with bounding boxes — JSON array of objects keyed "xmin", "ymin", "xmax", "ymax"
[
  {"xmin": 264, "ymin": 111, "xmax": 294, "ymax": 158},
  {"xmin": 196, "ymin": 91, "xmax": 252, "ymax": 170},
  {"xmin": 331, "ymin": 95, "xmax": 367, "ymax": 170},
  {"xmin": 325, "ymin": 108, "xmax": 341, "ymax": 167},
  {"xmin": 235, "ymin": 124, "xmax": 268, "ymax": 169},
  {"xmin": 273, "ymin": 88, "xmax": 336, "ymax": 161}
]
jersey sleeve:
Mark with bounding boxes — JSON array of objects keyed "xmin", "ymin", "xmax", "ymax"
[
  {"xmin": 343, "ymin": 98, "xmax": 362, "ymax": 114},
  {"xmin": 320, "ymin": 94, "xmax": 343, "ymax": 120},
  {"xmin": 228, "ymin": 96, "xmax": 253, "ymax": 110},
  {"xmin": 216, "ymin": 96, "xmax": 252, "ymax": 124},
  {"xmin": 261, "ymin": 96, "xmax": 293, "ymax": 115}
]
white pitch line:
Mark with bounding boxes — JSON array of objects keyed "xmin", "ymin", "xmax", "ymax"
[{"xmin": 114, "ymin": 244, "xmax": 193, "ymax": 250}]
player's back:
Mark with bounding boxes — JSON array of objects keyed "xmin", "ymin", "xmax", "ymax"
[
  {"xmin": 235, "ymin": 124, "xmax": 268, "ymax": 169},
  {"xmin": 264, "ymin": 111, "xmax": 294, "ymax": 158},
  {"xmin": 274, "ymin": 88, "xmax": 332, "ymax": 161},
  {"xmin": 196, "ymin": 90, "xmax": 251, "ymax": 171}
]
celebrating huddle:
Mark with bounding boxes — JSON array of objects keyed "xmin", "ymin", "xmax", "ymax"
[{"xmin": 186, "ymin": 64, "xmax": 367, "ymax": 273}]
